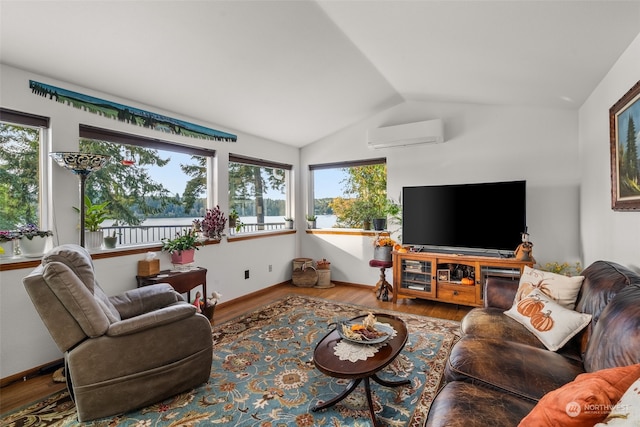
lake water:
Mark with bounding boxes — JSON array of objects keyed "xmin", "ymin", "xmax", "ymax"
[{"xmin": 106, "ymin": 214, "xmax": 338, "ymax": 228}]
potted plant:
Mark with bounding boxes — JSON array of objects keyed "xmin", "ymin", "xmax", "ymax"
[
  {"xmin": 0, "ymin": 230, "xmax": 17, "ymax": 258},
  {"xmin": 73, "ymin": 196, "xmax": 111, "ymax": 249},
  {"xmin": 373, "ymin": 236, "xmax": 397, "ymax": 262},
  {"xmin": 284, "ymin": 217, "xmax": 294, "ymax": 229},
  {"xmin": 306, "ymin": 214, "xmax": 317, "ymax": 229},
  {"xmin": 18, "ymin": 224, "xmax": 53, "ymax": 258},
  {"xmin": 161, "ymin": 229, "xmax": 200, "ymax": 264},
  {"xmin": 353, "ymin": 199, "xmax": 376, "ymax": 230},
  {"xmin": 371, "ymin": 198, "xmax": 401, "ymax": 231},
  {"xmin": 201, "ymin": 205, "xmax": 227, "ymax": 240},
  {"xmin": 228, "ymin": 209, "xmax": 243, "ymax": 234},
  {"xmin": 103, "ymin": 230, "xmax": 118, "ymax": 249}
]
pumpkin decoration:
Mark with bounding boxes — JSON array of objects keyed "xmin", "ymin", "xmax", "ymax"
[
  {"xmin": 530, "ymin": 309, "xmax": 554, "ymax": 332},
  {"xmin": 516, "ymin": 279, "xmax": 551, "ymax": 301},
  {"xmin": 461, "ymin": 277, "xmax": 474, "ymax": 286},
  {"xmin": 517, "ymin": 293, "xmax": 545, "ymax": 317},
  {"xmin": 393, "ymin": 243, "xmax": 409, "ymax": 253}
]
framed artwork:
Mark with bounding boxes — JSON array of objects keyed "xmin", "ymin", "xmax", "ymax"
[
  {"xmin": 610, "ymin": 80, "xmax": 640, "ymax": 211},
  {"xmin": 437, "ymin": 269, "xmax": 450, "ymax": 282}
]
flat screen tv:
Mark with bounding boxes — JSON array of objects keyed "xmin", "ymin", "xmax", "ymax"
[{"xmin": 402, "ymin": 180, "xmax": 526, "ymax": 256}]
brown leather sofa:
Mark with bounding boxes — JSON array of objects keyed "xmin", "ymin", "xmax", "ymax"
[
  {"xmin": 24, "ymin": 244, "xmax": 213, "ymax": 422},
  {"xmin": 425, "ymin": 260, "xmax": 640, "ymax": 426}
]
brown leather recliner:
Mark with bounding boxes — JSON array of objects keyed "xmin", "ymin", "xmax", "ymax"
[
  {"xmin": 425, "ymin": 260, "xmax": 640, "ymax": 426},
  {"xmin": 23, "ymin": 244, "xmax": 213, "ymax": 422}
]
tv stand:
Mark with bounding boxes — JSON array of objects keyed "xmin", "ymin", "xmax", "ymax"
[
  {"xmin": 392, "ymin": 251, "xmax": 533, "ymax": 307},
  {"xmin": 412, "ymin": 246, "xmax": 513, "ymax": 258}
]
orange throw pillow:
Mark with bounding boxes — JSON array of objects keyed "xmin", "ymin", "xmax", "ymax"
[{"xmin": 518, "ymin": 363, "xmax": 640, "ymax": 427}]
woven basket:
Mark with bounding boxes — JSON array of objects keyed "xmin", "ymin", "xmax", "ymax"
[
  {"xmin": 292, "ymin": 257, "xmax": 313, "ymax": 271},
  {"xmin": 292, "ymin": 265, "xmax": 318, "ymax": 287}
]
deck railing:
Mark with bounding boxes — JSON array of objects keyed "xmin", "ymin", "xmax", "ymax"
[{"xmin": 101, "ymin": 222, "xmax": 287, "ymax": 246}]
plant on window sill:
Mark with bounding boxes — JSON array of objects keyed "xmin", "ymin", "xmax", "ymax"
[
  {"xmin": 73, "ymin": 196, "xmax": 111, "ymax": 232},
  {"xmin": 228, "ymin": 209, "xmax": 244, "ymax": 233},
  {"xmin": 18, "ymin": 224, "xmax": 53, "ymax": 240},
  {"xmin": 202, "ymin": 206, "xmax": 227, "ymax": 240}
]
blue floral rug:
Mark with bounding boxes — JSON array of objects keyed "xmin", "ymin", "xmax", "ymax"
[{"xmin": 1, "ymin": 295, "xmax": 461, "ymax": 427}]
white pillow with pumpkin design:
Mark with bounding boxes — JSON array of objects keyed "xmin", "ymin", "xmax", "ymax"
[
  {"xmin": 514, "ymin": 266, "xmax": 584, "ymax": 310},
  {"xmin": 504, "ymin": 289, "xmax": 592, "ymax": 351}
]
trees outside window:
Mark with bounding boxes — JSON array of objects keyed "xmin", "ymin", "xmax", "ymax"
[
  {"xmin": 0, "ymin": 112, "xmax": 47, "ymax": 230},
  {"xmin": 229, "ymin": 154, "xmax": 290, "ymax": 232},
  {"xmin": 310, "ymin": 159, "xmax": 388, "ymax": 229},
  {"xmin": 78, "ymin": 139, "xmax": 207, "ymax": 227},
  {"xmin": 79, "ymin": 126, "xmax": 212, "ymax": 244}
]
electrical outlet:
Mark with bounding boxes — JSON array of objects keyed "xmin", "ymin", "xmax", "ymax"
[
  {"xmin": 268, "ymin": 264, "xmax": 272, "ymax": 272},
  {"xmin": 244, "ymin": 270, "xmax": 250, "ymax": 279}
]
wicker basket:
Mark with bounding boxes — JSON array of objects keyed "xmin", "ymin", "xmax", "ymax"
[
  {"xmin": 292, "ymin": 257, "xmax": 313, "ymax": 271},
  {"xmin": 292, "ymin": 265, "xmax": 318, "ymax": 287}
]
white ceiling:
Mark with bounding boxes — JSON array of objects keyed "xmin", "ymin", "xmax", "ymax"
[{"xmin": 1, "ymin": 1, "xmax": 639, "ymax": 147}]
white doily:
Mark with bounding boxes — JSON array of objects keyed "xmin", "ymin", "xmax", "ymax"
[{"xmin": 333, "ymin": 323, "xmax": 397, "ymax": 362}]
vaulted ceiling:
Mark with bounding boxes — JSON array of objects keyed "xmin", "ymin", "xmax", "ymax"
[{"xmin": 1, "ymin": 1, "xmax": 639, "ymax": 147}]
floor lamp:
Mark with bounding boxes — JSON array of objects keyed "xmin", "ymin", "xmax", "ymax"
[{"xmin": 50, "ymin": 152, "xmax": 110, "ymax": 247}]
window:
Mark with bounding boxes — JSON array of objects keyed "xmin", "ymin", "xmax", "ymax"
[
  {"xmin": 228, "ymin": 154, "xmax": 291, "ymax": 233},
  {"xmin": 79, "ymin": 125, "xmax": 215, "ymax": 246},
  {"xmin": 0, "ymin": 108, "xmax": 49, "ymax": 231},
  {"xmin": 309, "ymin": 158, "xmax": 387, "ymax": 229}
]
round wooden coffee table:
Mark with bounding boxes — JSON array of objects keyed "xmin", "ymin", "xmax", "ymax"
[{"xmin": 312, "ymin": 313, "xmax": 410, "ymax": 427}]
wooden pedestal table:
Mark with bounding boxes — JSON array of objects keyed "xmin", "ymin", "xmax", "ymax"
[
  {"xmin": 311, "ymin": 313, "xmax": 410, "ymax": 427},
  {"xmin": 369, "ymin": 259, "xmax": 393, "ymax": 301}
]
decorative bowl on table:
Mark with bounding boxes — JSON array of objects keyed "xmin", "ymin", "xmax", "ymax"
[{"xmin": 337, "ymin": 313, "xmax": 393, "ymax": 344}]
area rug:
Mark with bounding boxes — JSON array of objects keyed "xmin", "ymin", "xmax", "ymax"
[{"xmin": 1, "ymin": 295, "xmax": 461, "ymax": 427}]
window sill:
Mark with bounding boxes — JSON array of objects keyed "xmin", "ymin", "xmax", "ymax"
[
  {"xmin": 227, "ymin": 229, "xmax": 296, "ymax": 242},
  {"xmin": 0, "ymin": 231, "xmax": 302, "ymax": 271},
  {"xmin": 0, "ymin": 240, "xmax": 224, "ymax": 271}
]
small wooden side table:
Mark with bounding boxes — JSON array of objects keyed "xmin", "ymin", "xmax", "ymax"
[{"xmin": 136, "ymin": 267, "xmax": 207, "ymax": 303}]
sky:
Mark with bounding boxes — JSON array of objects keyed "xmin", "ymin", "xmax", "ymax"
[
  {"xmin": 147, "ymin": 153, "xmax": 348, "ymax": 200},
  {"xmin": 313, "ymin": 168, "xmax": 347, "ymax": 199},
  {"xmin": 147, "ymin": 151, "xmax": 194, "ymax": 196}
]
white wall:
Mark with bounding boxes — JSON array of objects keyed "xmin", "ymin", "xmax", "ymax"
[
  {"xmin": 0, "ymin": 64, "xmax": 299, "ymax": 378},
  {"xmin": 301, "ymin": 99, "xmax": 582, "ymax": 280},
  {"xmin": 579, "ymin": 33, "xmax": 640, "ymax": 270}
]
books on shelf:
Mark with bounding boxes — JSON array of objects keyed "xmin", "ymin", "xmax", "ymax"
[{"xmin": 404, "ymin": 260, "xmax": 425, "ymax": 272}]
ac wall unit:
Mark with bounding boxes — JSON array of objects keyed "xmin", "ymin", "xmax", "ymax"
[{"xmin": 367, "ymin": 119, "xmax": 444, "ymax": 149}]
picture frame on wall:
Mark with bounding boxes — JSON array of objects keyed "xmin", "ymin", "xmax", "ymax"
[
  {"xmin": 609, "ymin": 80, "xmax": 640, "ymax": 211},
  {"xmin": 437, "ymin": 269, "xmax": 450, "ymax": 282}
]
